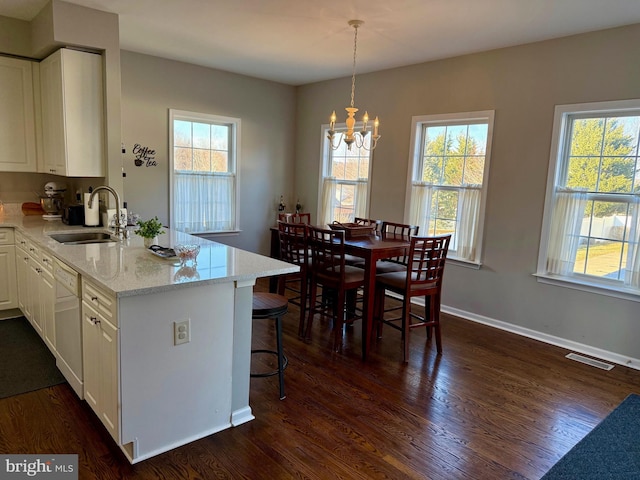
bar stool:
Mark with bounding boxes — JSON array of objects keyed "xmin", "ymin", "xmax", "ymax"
[{"xmin": 251, "ymin": 292, "xmax": 289, "ymax": 400}]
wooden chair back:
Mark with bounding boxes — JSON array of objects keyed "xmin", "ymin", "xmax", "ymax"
[
  {"xmin": 278, "ymin": 212, "xmax": 311, "ymax": 224},
  {"xmin": 407, "ymin": 235, "xmax": 451, "ymax": 293},
  {"xmin": 307, "ymin": 225, "xmax": 346, "ymax": 284},
  {"xmin": 354, "ymin": 217, "xmax": 382, "ymax": 233},
  {"xmin": 278, "ymin": 221, "xmax": 308, "ymax": 268},
  {"xmin": 380, "ymin": 221, "xmax": 419, "ymax": 238},
  {"xmin": 379, "ymin": 221, "xmax": 420, "ymax": 266}
]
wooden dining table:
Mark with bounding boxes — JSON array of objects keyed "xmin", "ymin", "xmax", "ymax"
[
  {"xmin": 342, "ymin": 233, "xmax": 411, "ymax": 359},
  {"xmin": 269, "ymin": 227, "xmax": 410, "ymax": 360}
]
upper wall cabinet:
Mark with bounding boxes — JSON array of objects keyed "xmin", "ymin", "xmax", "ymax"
[
  {"xmin": 0, "ymin": 57, "xmax": 37, "ymax": 172},
  {"xmin": 40, "ymin": 48, "xmax": 105, "ymax": 177}
]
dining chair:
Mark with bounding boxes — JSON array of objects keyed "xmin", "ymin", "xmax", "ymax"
[
  {"xmin": 375, "ymin": 221, "xmax": 420, "ymax": 273},
  {"xmin": 294, "ymin": 213, "xmax": 311, "ymax": 224},
  {"xmin": 305, "ymin": 225, "xmax": 365, "ymax": 349},
  {"xmin": 354, "ymin": 217, "xmax": 382, "ymax": 233},
  {"xmin": 373, "ymin": 235, "xmax": 451, "ymax": 363},
  {"xmin": 277, "ymin": 221, "xmax": 310, "ymax": 338},
  {"xmin": 278, "ymin": 212, "xmax": 311, "ymax": 224}
]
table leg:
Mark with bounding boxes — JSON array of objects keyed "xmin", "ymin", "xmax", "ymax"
[{"xmin": 361, "ymin": 253, "xmax": 376, "ymax": 360}]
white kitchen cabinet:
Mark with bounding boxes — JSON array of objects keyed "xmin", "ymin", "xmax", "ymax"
[
  {"xmin": 16, "ymin": 236, "xmax": 56, "ymax": 344},
  {"xmin": 82, "ymin": 278, "xmax": 119, "ymax": 442},
  {"xmin": 15, "ymin": 231, "xmax": 30, "ymax": 317},
  {"xmin": 0, "ymin": 228, "xmax": 18, "ymax": 310},
  {"xmin": 40, "ymin": 252, "xmax": 56, "ymax": 353},
  {"xmin": 0, "ymin": 57, "xmax": 37, "ymax": 172},
  {"xmin": 27, "ymin": 257, "xmax": 43, "ymax": 336},
  {"xmin": 39, "ymin": 48, "xmax": 105, "ymax": 177}
]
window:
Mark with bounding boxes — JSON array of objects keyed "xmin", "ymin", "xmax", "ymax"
[
  {"xmin": 537, "ymin": 100, "xmax": 640, "ymax": 298},
  {"xmin": 406, "ymin": 111, "xmax": 494, "ymax": 264},
  {"xmin": 318, "ymin": 125, "xmax": 373, "ymax": 224},
  {"xmin": 169, "ymin": 109, "xmax": 240, "ymax": 234}
]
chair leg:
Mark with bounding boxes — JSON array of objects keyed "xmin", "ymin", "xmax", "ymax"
[
  {"xmin": 402, "ymin": 297, "xmax": 411, "ymax": 363},
  {"xmin": 345, "ymin": 289, "xmax": 357, "ymax": 323},
  {"xmin": 425, "ymin": 295, "xmax": 432, "ymax": 339},
  {"xmin": 275, "ymin": 313, "xmax": 286, "ymax": 400},
  {"xmin": 298, "ymin": 276, "xmax": 308, "ymax": 338},
  {"xmin": 334, "ymin": 288, "xmax": 346, "ymax": 351},
  {"xmin": 374, "ymin": 285, "xmax": 384, "ymax": 339},
  {"xmin": 305, "ymin": 280, "xmax": 318, "ymax": 342},
  {"xmin": 433, "ymin": 294, "xmax": 442, "ymax": 354}
]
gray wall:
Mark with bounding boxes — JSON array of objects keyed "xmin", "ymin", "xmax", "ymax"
[
  {"xmin": 2, "ymin": 1, "xmax": 639, "ymax": 364},
  {"xmin": 295, "ymin": 24, "xmax": 640, "ymax": 362},
  {"xmin": 120, "ymin": 51, "xmax": 296, "ymax": 254},
  {"xmin": 0, "ymin": 0, "xmax": 121, "ymax": 207}
]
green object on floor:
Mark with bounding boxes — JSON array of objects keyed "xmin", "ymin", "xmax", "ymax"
[{"xmin": 0, "ymin": 317, "xmax": 65, "ymax": 399}]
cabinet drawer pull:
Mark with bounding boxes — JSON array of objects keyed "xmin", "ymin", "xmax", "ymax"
[
  {"xmin": 91, "ymin": 296, "xmax": 98, "ymax": 301},
  {"xmin": 90, "ymin": 316, "xmax": 100, "ymax": 325}
]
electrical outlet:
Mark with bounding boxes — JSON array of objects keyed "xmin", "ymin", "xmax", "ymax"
[{"xmin": 174, "ymin": 319, "xmax": 190, "ymax": 346}]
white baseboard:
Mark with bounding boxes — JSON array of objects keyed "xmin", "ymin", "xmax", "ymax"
[
  {"xmin": 441, "ymin": 304, "xmax": 640, "ymax": 371},
  {"xmin": 390, "ymin": 291, "xmax": 640, "ymax": 371}
]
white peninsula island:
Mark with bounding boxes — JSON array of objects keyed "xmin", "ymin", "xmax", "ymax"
[{"xmin": 0, "ymin": 215, "xmax": 298, "ymax": 463}]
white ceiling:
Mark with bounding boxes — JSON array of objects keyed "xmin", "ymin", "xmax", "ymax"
[{"xmin": 2, "ymin": 0, "xmax": 640, "ymax": 85}]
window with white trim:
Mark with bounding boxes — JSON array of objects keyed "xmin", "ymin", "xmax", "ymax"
[
  {"xmin": 169, "ymin": 109, "xmax": 240, "ymax": 234},
  {"xmin": 405, "ymin": 111, "xmax": 494, "ymax": 264},
  {"xmin": 537, "ymin": 100, "xmax": 640, "ymax": 296},
  {"xmin": 318, "ymin": 125, "xmax": 373, "ymax": 225}
]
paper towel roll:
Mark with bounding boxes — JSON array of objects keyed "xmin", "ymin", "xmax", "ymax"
[{"xmin": 84, "ymin": 193, "xmax": 100, "ymax": 226}]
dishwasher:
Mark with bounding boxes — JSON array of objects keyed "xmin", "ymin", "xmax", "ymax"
[{"xmin": 54, "ymin": 258, "xmax": 83, "ymax": 399}]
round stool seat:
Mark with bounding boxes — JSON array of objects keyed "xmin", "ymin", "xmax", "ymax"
[
  {"xmin": 252, "ymin": 292, "xmax": 288, "ymax": 318},
  {"xmin": 251, "ymin": 292, "xmax": 289, "ymax": 400}
]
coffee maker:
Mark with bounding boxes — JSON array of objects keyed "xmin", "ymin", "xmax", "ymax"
[{"xmin": 40, "ymin": 182, "xmax": 66, "ymax": 220}]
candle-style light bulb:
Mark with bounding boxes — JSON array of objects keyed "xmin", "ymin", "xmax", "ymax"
[
  {"xmin": 330, "ymin": 111, "xmax": 337, "ymax": 130},
  {"xmin": 362, "ymin": 111, "xmax": 369, "ymax": 131},
  {"xmin": 373, "ymin": 116, "xmax": 380, "ymax": 136}
]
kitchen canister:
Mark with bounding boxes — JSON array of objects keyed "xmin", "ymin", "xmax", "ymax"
[{"xmin": 84, "ymin": 193, "xmax": 100, "ymax": 226}]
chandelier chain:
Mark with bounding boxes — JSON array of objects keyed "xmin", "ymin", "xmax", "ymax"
[{"xmin": 350, "ymin": 23, "xmax": 358, "ymax": 109}]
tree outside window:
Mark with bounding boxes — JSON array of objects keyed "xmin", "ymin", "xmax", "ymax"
[
  {"xmin": 538, "ymin": 100, "xmax": 640, "ymax": 296},
  {"xmin": 407, "ymin": 111, "xmax": 494, "ymax": 264},
  {"xmin": 169, "ymin": 110, "xmax": 240, "ymax": 234}
]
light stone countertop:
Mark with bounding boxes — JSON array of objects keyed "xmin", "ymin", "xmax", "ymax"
[{"xmin": 0, "ymin": 214, "xmax": 298, "ymax": 298}]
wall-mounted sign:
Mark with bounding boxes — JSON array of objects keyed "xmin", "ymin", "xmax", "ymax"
[{"xmin": 132, "ymin": 144, "xmax": 157, "ymax": 167}]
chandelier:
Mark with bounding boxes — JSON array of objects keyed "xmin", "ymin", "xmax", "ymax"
[{"xmin": 327, "ymin": 20, "xmax": 380, "ymax": 151}]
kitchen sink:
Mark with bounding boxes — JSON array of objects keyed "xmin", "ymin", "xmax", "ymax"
[{"xmin": 49, "ymin": 232, "xmax": 116, "ymax": 245}]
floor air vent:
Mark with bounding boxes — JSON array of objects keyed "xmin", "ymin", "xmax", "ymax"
[{"xmin": 566, "ymin": 353, "xmax": 614, "ymax": 371}]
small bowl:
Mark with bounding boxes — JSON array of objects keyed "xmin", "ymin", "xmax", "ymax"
[{"xmin": 175, "ymin": 244, "xmax": 200, "ymax": 264}]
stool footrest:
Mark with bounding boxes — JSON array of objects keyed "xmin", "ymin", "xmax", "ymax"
[{"xmin": 250, "ymin": 349, "xmax": 289, "ymax": 378}]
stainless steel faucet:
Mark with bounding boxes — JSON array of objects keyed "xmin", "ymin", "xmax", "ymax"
[{"xmin": 88, "ymin": 186, "xmax": 126, "ymax": 238}]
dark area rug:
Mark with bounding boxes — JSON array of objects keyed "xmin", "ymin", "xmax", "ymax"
[
  {"xmin": 541, "ymin": 393, "xmax": 640, "ymax": 479},
  {"xmin": 0, "ymin": 316, "xmax": 65, "ymax": 399}
]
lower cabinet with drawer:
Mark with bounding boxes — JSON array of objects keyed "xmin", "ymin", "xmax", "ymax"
[
  {"xmin": 81, "ymin": 277, "xmax": 120, "ymax": 443},
  {"xmin": 0, "ymin": 227, "xmax": 17, "ymax": 311}
]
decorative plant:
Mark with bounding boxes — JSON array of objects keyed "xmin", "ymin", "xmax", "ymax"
[{"xmin": 134, "ymin": 216, "xmax": 165, "ymax": 239}]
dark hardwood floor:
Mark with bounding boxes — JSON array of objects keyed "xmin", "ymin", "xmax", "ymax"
[{"xmin": 1, "ymin": 280, "xmax": 639, "ymax": 479}]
